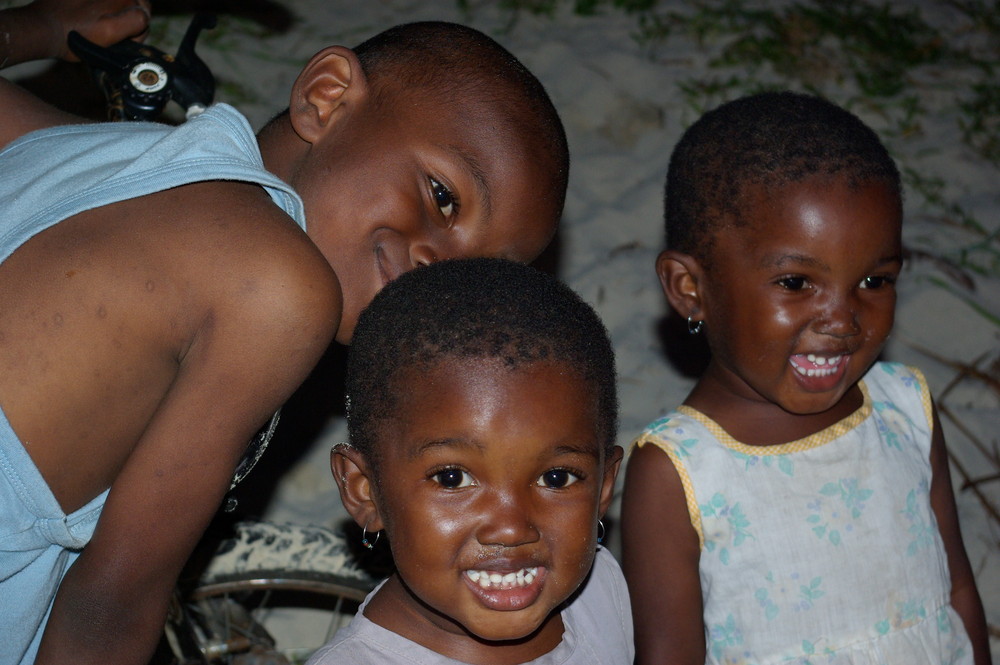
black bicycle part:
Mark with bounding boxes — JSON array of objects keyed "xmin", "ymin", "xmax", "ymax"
[{"xmin": 67, "ymin": 13, "xmax": 217, "ymax": 121}]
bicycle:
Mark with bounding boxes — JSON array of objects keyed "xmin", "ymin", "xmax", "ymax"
[
  {"xmin": 69, "ymin": 18, "xmax": 383, "ymax": 664},
  {"xmin": 163, "ymin": 519, "xmax": 383, "ymax": 665}
]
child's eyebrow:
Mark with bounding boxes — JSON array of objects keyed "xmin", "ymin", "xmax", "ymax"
[
  {"xmin": 553, "ymin": 442, "xmax": 601, "ymax": 458},
  {"xmin": 443, "ymin": 143, "xmax": 492, "ymax": 221},
  {"xmin": 407, "ymin": 439, "xmax": 600, "ymax": 460},
  {"xmin": 410, "ymin": 437, "xmax": 485, "ymax": 459},
  {"xmin": 759, "ymin": 252, "xmax": 828, "ymax": 271},
  {"xmin": 759, "ymin": 252, "xmax": 903, "ymax": 271}
]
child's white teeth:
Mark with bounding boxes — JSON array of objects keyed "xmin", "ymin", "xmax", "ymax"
[
  {"xmin": 465, "ymin": 567, "xmax": 538, "ymax": 589},
  {"xmin": 793, "ymin": 354, "xmax": 843, "ymax": 377},
  {"xmin": 805, "ymin": 354, "xmax": 842, "ymax": 366}
]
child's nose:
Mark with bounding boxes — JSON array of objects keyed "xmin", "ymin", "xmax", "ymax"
[
  {"xmin": 409, "ymin": 242, "xmax": 439, "ymax": 268},
  {"xmin": 815, "ymin": 292, "xmax": 861, "ymax": 338},
  {"xmin": 474, "ymin": 490, "xmax": 540, "ymax": 547}
]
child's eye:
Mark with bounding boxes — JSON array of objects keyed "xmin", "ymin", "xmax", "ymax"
[
  {"xmin": 777, "ymin": 276, "xmax": 808, "ymax": 291},
  {"xmin": 432, "ymin": 467, "xmax": 474, "ymax": 489},
  {"xmin": 860, "ymin": 275, "xmax": 896, "ymax": 289},
  {"xmin": 429, "ymin": 177, "xmax": 458, "ymax": 219},
  {"xmin": 537, "ymin": 469, "xmax": 580, "ymax": 489}
]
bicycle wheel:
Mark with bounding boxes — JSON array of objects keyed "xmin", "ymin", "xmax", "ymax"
[{"xmin": 165, "ymin": 521, "xmax": 381, "ymax": 665}]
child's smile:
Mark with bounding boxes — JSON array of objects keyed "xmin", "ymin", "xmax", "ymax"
[
  {"xmin": 463, "ymin": 563, "xmax": 546, "ymax": 611},
  {"xmin": 360, "ymin": 356, "xmax": 620, "ymax": 662},
  {"xmin": 290, "ymin": 87, "xmax": 559, "ymax": 345},
  {"xmin": 689, "ymin": 175, "xmax": 902, "ymax": 441}
]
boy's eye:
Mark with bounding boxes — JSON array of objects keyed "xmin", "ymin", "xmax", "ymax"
[
  {"xmin": 777, "ymin": 276, "xmax": 808, "ymax": 291},
  {"xmin": 860, "ymin": 275, "xmax": 895, "ymax": 289},
  {"xmin": 429, "ymin": 177, "xmax": 457, "ymax": 219},
  {"xmin": 537, "ymin": 469, "xmax": 580, "ymax": 489},
  {"xmin": 432, "ymin": 468, "xmax": 473, "ymax": 489}
]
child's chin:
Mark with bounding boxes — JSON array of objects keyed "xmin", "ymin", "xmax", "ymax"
[{"xmin": 465, "ymin": 609, "xmax": 554, "ymax": 644}]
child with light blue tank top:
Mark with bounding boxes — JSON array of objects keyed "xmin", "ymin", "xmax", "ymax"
[{"xmin": 621, "ymin": 91, "xmax": 990, "ymax": 665}]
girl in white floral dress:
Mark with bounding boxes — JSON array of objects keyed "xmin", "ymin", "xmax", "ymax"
[{"xmin": 621, "ymin": 91, "xmax": 989, "ymax": 665}]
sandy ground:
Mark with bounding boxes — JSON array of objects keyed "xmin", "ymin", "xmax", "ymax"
[{"xmin": 7, "ymin": 0, "xmax": 998, "ymax": 659}]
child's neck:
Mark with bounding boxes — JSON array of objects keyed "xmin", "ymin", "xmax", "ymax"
[{"xmin": 684, "ymin": 372, "xmax": 866, "ymax": 447}]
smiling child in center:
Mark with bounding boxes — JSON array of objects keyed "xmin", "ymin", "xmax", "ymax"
[{"xmin": 311, "ymin": 257, "xmax": 633, "ymax": 665}]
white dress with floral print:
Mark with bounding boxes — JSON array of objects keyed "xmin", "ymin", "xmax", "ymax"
[{"xmin": 634, "ymin": 362, "xmax": 972, "ymax": 665}]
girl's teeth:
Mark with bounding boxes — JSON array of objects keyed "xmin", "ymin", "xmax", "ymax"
[
  {"xmin": 466, "ymin": 567, "xmax": 538, "ymax": 589},
  {"xmin": 792, "ymin": 354, "xmax": 843, "ymax": 377}
]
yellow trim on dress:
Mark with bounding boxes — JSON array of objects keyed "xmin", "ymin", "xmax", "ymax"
[
  {"xmin": 909, "ymin": 366, "xmax": 934, "ymax": 431},
  {"xmin": 675, "ymin": 381, "xmax": 872, "ymax": 456}
]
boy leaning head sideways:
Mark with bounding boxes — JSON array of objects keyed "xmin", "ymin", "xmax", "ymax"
[
  {"xmin": 0, "ymin": 16, "xmax": 567, "ymax": 665},
  {"xmin": 261, "ymin": 21, "xmax": 569, "ymax": 342},
  {"xmin": 325, "ymin": 258, "xmax": 630, "ymax": 665}
]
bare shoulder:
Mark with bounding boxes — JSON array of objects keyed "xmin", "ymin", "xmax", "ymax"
[
  {"xmin": 166, "ymin": 182, "xmax": 336, "ymax": 287},
  {"xmin": 0, "ymin": 179, "xmax": 341, "ymax": 512},
  {"xmin": 138, "ymin": 180, "xmax": 342, "ymax": 336}
]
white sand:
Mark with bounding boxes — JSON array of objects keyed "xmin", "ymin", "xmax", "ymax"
[{"xmin": 11, "ymin": 0, "xmax": 998, "ymax": 657}]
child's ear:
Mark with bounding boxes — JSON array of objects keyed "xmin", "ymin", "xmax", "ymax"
[
  {"xmin": 598, "ymin": 446, "xmax": 625, "ymax": 517},
  {"xmin": 289, "ymin": 46, "xmax": 368, "ymax": 144},
  {"xmin": 656, "ymin": 249, "xmax": 705, "ymax": 321},
  {"xmin": 331, "ymin": 444, "xmax": 384, "ymax": 531}
]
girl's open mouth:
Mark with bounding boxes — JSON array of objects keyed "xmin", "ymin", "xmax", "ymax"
[
  {"xmin": 462, "ymin": 566, "xmax": 547, "ymax": 611},
  {"xmin": 789, "ymin": 353, "xmax": 848, "ymax": 390}
]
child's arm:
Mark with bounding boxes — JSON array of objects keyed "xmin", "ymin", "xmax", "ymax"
[
  {"xmin": 621, "ymin": 442, "xmax": 706, "ymax": 665},
  {"xmin": 928, "ymin": 403, "xmax": 991, "ymax": 665},
  {"xmin": 32, "ymin": 194, "xmax": 342, "ymax": 665},
  {"xmin": 1, "ymin": 0, "xmax": 150, "ymax": 145}
]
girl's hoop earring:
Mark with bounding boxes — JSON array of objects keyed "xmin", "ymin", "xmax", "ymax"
[
  {"xmin": 361, "ymin": 522, "xmax": 380, "ymax": 550},
  {"xmin": 597, "ymin": 519, "xmax": 606, "ymax": 544},
  {"xmin": 687, "ymin": 316, "xmax": 704, "ymax": 335}
]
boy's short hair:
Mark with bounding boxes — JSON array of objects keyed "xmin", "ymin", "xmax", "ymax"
[
  {"xmin": 665, "ymin": 90, "xmax": 901, "ymax": 263},
  {"xmin": 354, "ymin": 21, "xmax": 569, "ymax": 216},
  {"xmin": 346, "ymin": 258, "xmax": 618, "ymax": 467}
]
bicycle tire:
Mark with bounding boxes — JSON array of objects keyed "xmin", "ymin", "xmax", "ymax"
[{"xmin": 167, "ymin": 521, "xmax": 381, "ymax": 665}]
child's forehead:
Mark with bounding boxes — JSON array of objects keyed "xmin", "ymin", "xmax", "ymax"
[
  {"xmin": 379, "ymin": 356, "xmax": 602, "ymax": 452},
  {"xmin": 713, "ymin": 175, "xmax": 902, "ymax": 255}
]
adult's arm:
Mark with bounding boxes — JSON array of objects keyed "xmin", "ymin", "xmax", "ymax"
[
  {"xmin": 621, "ymin": 442, "xmax": 707, "ymax": 665},
  {"xmin": 927, "ymin": 404, "xmax": 991, "ymax": 665}
]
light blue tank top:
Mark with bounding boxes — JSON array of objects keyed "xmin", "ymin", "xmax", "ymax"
[{"xmin": 0, "ymin": 104, "xmax": 305, "ymax": 664}]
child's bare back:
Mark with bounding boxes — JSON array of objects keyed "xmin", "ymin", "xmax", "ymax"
[{"xmin": 0, "ymin": 180, "xmax": 336, "ymax": 514}]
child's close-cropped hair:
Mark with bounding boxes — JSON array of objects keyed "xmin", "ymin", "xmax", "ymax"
[
  {"xmin": 344, "ymin": 256, "xmax": 619, "ymax": 469},
  {"xmin": 664, "ymin": 90, "xmax": 901, "ymax": 263}
]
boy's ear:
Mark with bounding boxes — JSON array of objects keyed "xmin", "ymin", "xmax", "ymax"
[
  {"xmin": 598, "ymin": 446, "xmax": 625, "ymax": 517},
  {"xmin": 331, "ymin": 444, "xmax": 384, "ymax": 532},
  {"xmin": 289, "ymin": 45, "xmax": 368, "ymax": 144},
  {"xmin": 656, "ymin": 249, "xmax": 705, "ymax": 321}
]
